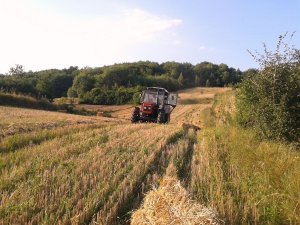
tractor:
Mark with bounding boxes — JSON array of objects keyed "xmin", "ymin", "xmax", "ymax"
[{"xmin": 131, "ymin": 87, "xmax": 177, "ymax": 124}]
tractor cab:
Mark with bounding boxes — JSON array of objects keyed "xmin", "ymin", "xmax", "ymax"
[
  {"xmin": 140, "ymin": 87, "xmax": 177, "ymax": 105},
  {"xmin": 131, "ymin": 87, "xmax": 177, "ymax": 123}
]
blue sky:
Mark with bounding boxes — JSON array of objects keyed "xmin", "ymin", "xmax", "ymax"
[{"xmin": 0, "ymin": 0, "xmax": 299, "ymax": 73}]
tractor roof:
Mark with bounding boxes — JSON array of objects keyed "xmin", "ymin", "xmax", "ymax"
[{"xmin": 145, "ymin": 87, "xmax": 169, "ymax": 94}]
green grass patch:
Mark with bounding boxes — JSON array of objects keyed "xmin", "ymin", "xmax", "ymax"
[
  {"xmin": 192, "ymin": 126, "xmax": 300, "ymax": 224},
  {"xmin": 0, "ymin": 92, "xmax": 56, "ymax": 110},
  {"xmin": 191, "ymin": 89, "xmax": 300, "ymax": 224},
  {"xmin": 102, "ymin": 111, "xmax": 112, "ymax": 117},
  {"xmin": 0, "ymin": 92, "xmax": 96, "ymax": 116}
]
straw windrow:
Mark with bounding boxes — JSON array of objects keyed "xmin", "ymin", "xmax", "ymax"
[{"xmin": 131, "ymin": 177, "xmax": 220, "ymax": 225}]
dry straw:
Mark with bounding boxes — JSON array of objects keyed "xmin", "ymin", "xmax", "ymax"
[{"xmin": 131, "ymin": 177, "xmax": 221, "ymax": 225}]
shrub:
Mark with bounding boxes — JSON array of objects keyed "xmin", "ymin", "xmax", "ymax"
[
  {"xmin": 132, "ymin": 92, "xmax": 141, "ymax": 105},
  {"xmin": 237, "ymin": 33, "xmax": 300, "ymax": 141}
]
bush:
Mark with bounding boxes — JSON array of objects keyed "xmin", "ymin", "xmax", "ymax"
[
  {"xmin": 80, "ymin": 86, "xmax": 142, "ymax": 105},
  {"xmin": 132, "ymin": 92, "xmax": 141, "ymax": 105},
  {"xmin": 237, "ymin": 33, "xmax": 300, "ymax": 142}
]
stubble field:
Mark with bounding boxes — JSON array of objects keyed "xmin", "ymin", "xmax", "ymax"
[{"xmin": 0, "ymin": 87, "xmax": 227, "ymax": 224}]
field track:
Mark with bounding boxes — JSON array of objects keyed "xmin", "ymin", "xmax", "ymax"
[{"xmin": 0, "ymin": 88, "xmax": 229, "ymax": 224}]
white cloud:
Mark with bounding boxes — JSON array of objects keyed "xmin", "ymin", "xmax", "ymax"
[
  {"xmin": 172, "ymin": 40, "xmax": 182, "ymax": 46},
  {"xmin": 0, "ymin": 1, "xmax": 182, "ymax": 72},
  {"xmin": 121, "ymin": 8, "xmax": 182, "ymax": 42}
]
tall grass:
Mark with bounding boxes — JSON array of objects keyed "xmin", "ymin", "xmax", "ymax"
[
  {"xmin": 191, "ymin": 91, "xmax": 300, "ymax": 224},
  {"xmin": 0, "ymin": 92, "xmax": 95, "ymax": 115},
  {"xmin": 191, "ymin": 127, "xmax": 300, "ymax": 224},
  {"xmin": 0, "ymin": 92, "xmax": 56, "ymax": 110}
]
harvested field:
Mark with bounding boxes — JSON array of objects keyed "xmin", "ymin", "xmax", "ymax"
[
  {"xmin": 0, "ymin": 88, "xmax": 227, "ymax": 224},
  {"xmin": 0, "ymin": 106, "xmax": 118, "ymax": 139}
]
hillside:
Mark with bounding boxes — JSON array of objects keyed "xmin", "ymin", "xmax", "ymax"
[
  {"xmin": 0, "ymin": 61, "xmax": 243, "ymax": 106},
  {"xmin": 1, "ymin": 87, "xmax": 299, "ymax": 225}
]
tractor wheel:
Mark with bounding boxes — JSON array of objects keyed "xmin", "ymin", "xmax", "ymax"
[
  {"xmin": 157, "ymin": 110, "xmax": 166, "ymax": 124},
  {"xmin": 131, "ymin": 107, "xmax": 140, "ymax": 123}
]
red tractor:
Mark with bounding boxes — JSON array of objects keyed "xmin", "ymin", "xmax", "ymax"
[{"xmin": 131, "ymin": 87, "xmax": 177, "ymax": 124}]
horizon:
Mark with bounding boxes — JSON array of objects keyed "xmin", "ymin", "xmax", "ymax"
[{"xmin": 0, "ymin": 0, "xmax": 299, "ymax": 74}]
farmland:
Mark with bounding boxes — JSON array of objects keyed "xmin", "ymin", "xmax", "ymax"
[
  {"xmin": 1, "ymin": 87, "xmax": 299, "ymax": 225},
  {"xmin": 0, "ymin": 88, "xmax": 226, "ymax": 224}
]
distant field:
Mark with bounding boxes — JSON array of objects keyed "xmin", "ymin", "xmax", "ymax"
[
  {"xmin": 177, "ymin": 87, "xmax": 230, "ymax": 101},
  {"xmin": 0, "ymin": 106, "xmax": 116, "ymax": 139},
  {"xmin": 73, "ymin": 87, "xmax": 230, "ymax": 125}
]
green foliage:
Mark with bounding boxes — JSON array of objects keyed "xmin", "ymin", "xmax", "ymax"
[
  {"xmin": 0, "ymin": 66, "xmax": 78, "ymax": 99},
  {"xmin": 35, "ymin": 71, "xmax": 74, "ymax": 99},
  {"xmin": 237, "ymin": 33, "xmax": 300, "ymax": 141},
  {"xmin": 205, "ymin": 79, "xmax": 210, "ymax": 87},
  {"xmin": 0, "ymin": 61, "xmax": 243, "ymax": 105},
  {"xmin": 178, "ymin": 73, "xmax": 184, "ymax": 86},
  {"xmin": 193, "ymin": 91, "xmax": 300, "ymax": 224},
  {"xmin": 71, "ymin": 71, "xmax": 96, "ymax": 98},
  {"xmin": 0, "ymin": 92, "xmax": 95, "ymax": 116},
  {"xmin": 81, "ymin": 86, "xmax": 143, "ymax": 105},
  {"xmin": 132, "ymin": 92, "xmax": 141, "ymax": 105},
  {"xmin": 102, "ymin": 111, "xmax": 112, "ymax": 117},
  {"xmin": 193, "ymin": 126, "xmax": 300, "ymax": 224},
  {"xmin": 0, "ymin": 92, "xmax": 56, "ymax": 110}
]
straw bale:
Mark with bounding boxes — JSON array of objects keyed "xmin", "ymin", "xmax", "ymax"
[{"xmin": 131, "ymin": 177, "xmax": 220, "ymax": 225}]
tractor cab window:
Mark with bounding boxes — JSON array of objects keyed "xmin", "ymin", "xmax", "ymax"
[
  {"xmin": 157, "ymin": 90, "xmax": 165, "ymax": 104},
  {"xmin": 143, "ymin": 91, "xmax": 157, "ymax": 103},
  {"xmin": 142, "ymin": 89, "xmax": 167, "ymax": 104}
]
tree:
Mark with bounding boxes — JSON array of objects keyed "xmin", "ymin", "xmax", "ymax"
[
  {"xmin": 36, "ymin": 76, "xmax": 51, "ymax": 98},
  {"xmin": 178, "ymin": 72, "xmax": 184, "ymax": 86},
  {"xmin": 8, "ymin": 64, "xmax": 25, "ymax": 76},
  {"xmin": 0, "ymin": 60, "xmax": 243, "ymax": 104},
  {"xmin": 205, "ymin": 79, "xmax": 210, "ymax": 87},
  {"xmin": 71, "ymin": 72, "xmax": 95, "ymax": 98},
  {"xmin": 237, "ymin": 33, "xmax": 300, "ymax": 141},
  {"xmin": 216, "ymin": 78, "xmax": 221, "ymax": 86},
  {"xmin": 195, "ymin": 75, "xmax": 200, "ymax": 86}
]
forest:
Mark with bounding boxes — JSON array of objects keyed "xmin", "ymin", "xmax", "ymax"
[{"xmin": 0, "ymin": 61, "xmax": 245, "ymax": 105}]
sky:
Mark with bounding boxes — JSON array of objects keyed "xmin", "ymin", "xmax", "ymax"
[{"xmin": 0, "ymin": 0, "xmax": 299, "ymax": 73}]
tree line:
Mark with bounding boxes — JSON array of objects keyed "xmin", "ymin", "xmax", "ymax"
[{"xmin": 0, "ymin": 61, "xmax": 243, "ymax": 105}]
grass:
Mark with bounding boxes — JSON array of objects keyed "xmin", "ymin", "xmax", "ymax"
[
  {"xmin": 0, "ymin": 92, "xmax": 96, "ymax": 115},
  {"xmin": 191, "ymin": 127, "xmax": 300, "ymax": 224},
  {"xmin": 178, "ymin": 98, "xmax": 212, "ymax": 105},
  {"xmin": 191, "ymin": 91, "xmax": 300, "ymax": 224},
  {"xmin": 0, "ymin": 92, "xmax": 56, "ymax": 110},
  {"xmin": 102, "ymin": 110, "xmax": 112, "ymax": 117}
]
